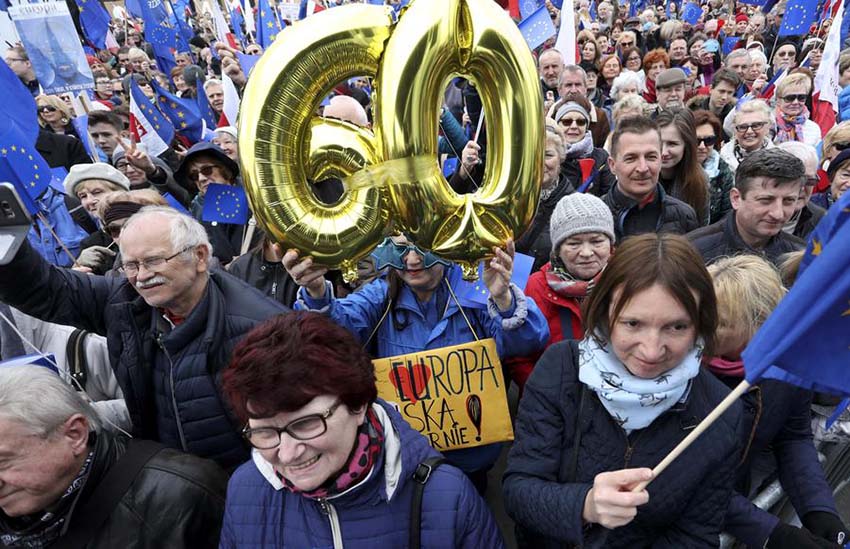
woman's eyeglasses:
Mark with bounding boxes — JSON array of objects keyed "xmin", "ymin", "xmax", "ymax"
[
  {"xmin": 735, "ymin": 121, "xmax": 767, "ymax": 133},
  {"xmin": 242, "ymin": 401, "xmax": 342, "ymax": 449}
]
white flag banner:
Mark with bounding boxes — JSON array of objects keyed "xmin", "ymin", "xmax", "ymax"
[
  {"xmin": 221, "ymin": 72, "xmax": 241, "ymax": 128},
  {"xmin": 554, "ymin": 0, "xmax": 577, "ymax": 65},
  {"xmin": 813, "ymin": 0, "xmax": 843, "ymax": 112}
]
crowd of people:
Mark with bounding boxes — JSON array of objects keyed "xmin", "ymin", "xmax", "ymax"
[{"xmin": 1, "ymin": 0, "xmax": 849, "ymax": 547}]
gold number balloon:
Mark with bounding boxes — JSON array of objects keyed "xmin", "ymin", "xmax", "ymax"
[
  {"xmin": 238, "ymin": 5, "xmax": 393, "ymax": 281},
  {"xmin": 374, "ymin": 0, "xmax": 544, "ymax": 278}
]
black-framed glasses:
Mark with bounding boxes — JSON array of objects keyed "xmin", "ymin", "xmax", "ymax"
[
  {"xmin": 242, "ymin": 401, "xmax": 342, "ymax": 449},
  {"xmin": 735, "ymin": 121, "xmax": 767, "ymax": 133},
  {"xmin": 187, "ymin": 164, "xmax": 218, "ymax": 181},
  {"xmin": 781, "ymin": 94, "xmax": 807, "ymax": 104},
  {"xmin": 697, "ymin": 135, "xmax": 717, "ymax": 147},
  {"xmin": 119, "ymin": 246, "xmax": 193, "ymax": 276}
]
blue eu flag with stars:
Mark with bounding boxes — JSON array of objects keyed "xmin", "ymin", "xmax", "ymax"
[
  {"xmin": 520, "ymin": 0, "xmax": 542, "ymax": 20},
  {"xmin": 681, "ymin": 2, "xmax": 703, "ymax": 25},
  {"xmin": 202, "ymin": 184, "xmax": 250, "ymax": 224},
  {"xmin": 742, "ymin": 191, "xmax": 850, "ymax": 396},
  {"xmin": 74, "ymin": 0, "xmax": 111, "ymax": 49},
  {"xmin": 150, "ymin": 79, "xmax": 205, "ymax": 143},
  {"xmin": 256, "ymin": 0, "xmax": 283, "ymax": 49},
  {"xmin": 779, "ymin": 1, "xmax": 817, "ymax": 36},
  {"xmin": 0, "ymin": 59, "xmax": 37, "ymax": 144},
  {"xmin": 130, "ymin": 80, "xmax": 176, "ymax": 147},
  {"xmin": 453, "ymin": 253, "xmax": 535, "ymax": 308},
  {"xmin": 518, "ymin": 4, "xmax": 556, "ymax": 51},
  {"xmin": 140, "ymin": 0, "xmax": 181, "ymax": 73},
  {"xmin": 196, "ymin": 85, "xmax": 219, "ymax": 129},
  {"xmin": 0, "ymin": 123, "xmax": 50, "ymax": 215}
]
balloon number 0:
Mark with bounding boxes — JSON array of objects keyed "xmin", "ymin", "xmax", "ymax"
[{"xmin": 239, "ymin": 0, "xmax": 543, "ymax": 281}]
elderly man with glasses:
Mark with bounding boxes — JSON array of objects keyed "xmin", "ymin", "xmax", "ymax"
[{"xmin": 0, "ymin": 206, "xmax": 288, "ymax": 471}]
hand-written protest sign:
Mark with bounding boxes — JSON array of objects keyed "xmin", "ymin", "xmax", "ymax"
[
  {"xmin": 8, "ymin": 2, "xmax": 94, "ymax": 95},
  {"xmin": 373, "ymin": 338, "xmax": 513, "ymax": 452}
]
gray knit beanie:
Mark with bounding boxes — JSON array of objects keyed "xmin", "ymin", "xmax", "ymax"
[{"xmin": 549, "ymin": 193, "xmax": 615, "ymax": 252}]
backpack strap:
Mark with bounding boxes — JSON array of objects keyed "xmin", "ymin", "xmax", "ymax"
[
  {"xmin": 65, "ymin": 329, "xmax": 89, "ymax": 390},
  {"xmin": 409, "ymin": 456, "xmax": 446, "ymax": 549},
  {"xmin": 53, "ymin": 439, "xmax": 165, "ymax": 549}
]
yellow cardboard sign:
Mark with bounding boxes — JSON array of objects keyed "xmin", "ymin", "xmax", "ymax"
[{"xmin": 373, "ymin": 338, "xmax": 514, "ymax": 452}]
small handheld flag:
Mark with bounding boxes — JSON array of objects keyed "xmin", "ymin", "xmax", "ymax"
[
  {"xmin": 202, "ymin": 184, "xmax": 250, "ymax": 224},
  {"xmin": 518, "ymin": 4, "xmax": 556, "ymax": 50}
]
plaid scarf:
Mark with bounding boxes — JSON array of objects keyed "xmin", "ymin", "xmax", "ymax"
[{"xmin": 545, "ymin": 256, "xmax": 603, "ymax": 299}]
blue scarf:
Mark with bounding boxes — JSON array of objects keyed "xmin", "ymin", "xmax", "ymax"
[{"xmin": 577, "ymin": 337, "xmax": 702, "ymax": 433}]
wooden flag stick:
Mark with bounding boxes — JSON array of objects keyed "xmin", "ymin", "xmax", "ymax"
[{"xmin": 632, "ymin": 379, "xmax": 751, "ymax": 492}]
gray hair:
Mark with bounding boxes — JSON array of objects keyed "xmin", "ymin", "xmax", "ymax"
[
  {"xmin": 610, "ymin": 70, "xmax": 643, "ymax": 101},
  {"xmin": 0, "ymin": 366, "xmax": 102, "ymax": 436},
  {"xmin": 776, "ymin": 141, "xmax": 818, "ymax": 174},
  {"xmin": 203, "ymin": 78, "xmax": 223, "ymax": 92},
  {"xmin": 121, "ymin": 206, "xmax": 214, "ymax": 259},
  {"xmin": 612, "ymin": 94, "xmax": 649, "ymax": 123},
  {"xmin": 749, "ymin": 49, "xmax": 768, "ymax": 66},
  {"xmin": 733, "ymin": 98, "xmax": 772, "ymax": 125},
  {"xmin": 560, "ymin": 64, "xmax": 588, "ymax": 86},
  {"xmin": 725, "ymin": 49, "xmax": 751, "ymax": 64}
]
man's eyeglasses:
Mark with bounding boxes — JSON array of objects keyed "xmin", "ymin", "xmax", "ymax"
[
  {"xmin": 119, "ymin": 246, "xmax": 194, "ymax": 276},
  {"xmin": 697, "ymin": 135, "xmax": 717, "ymax": 147},
  {"xmin": 242, "ymin": 401, "xmax": 342, "ymax": 449},
  {"xmin": 187, "ymin": 165, "xmax": 218, "ymax": 182},
  {"xmin": 735, "ymin": 121, "xmax": 767, "ymax": 133},
  {"xmin": 781, "ymin": 94, "xmax": 807, "ymax": 104}
]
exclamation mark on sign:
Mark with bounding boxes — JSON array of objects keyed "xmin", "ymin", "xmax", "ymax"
[{"xmin": 466, "ymin": 394, "xmax": 482, "ymax": 442}]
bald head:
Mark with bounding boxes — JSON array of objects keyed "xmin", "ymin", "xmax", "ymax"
[{"xmin": 324, "ymin": 95, "xmax": 369, "ymax": 128}]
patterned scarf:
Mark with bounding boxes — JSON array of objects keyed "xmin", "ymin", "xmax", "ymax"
[
  {"xmin": 0, "ymin": 450, "xmax": 95, "ymax": 548},
  {"xmin": 564, "ymin": 132, "xmax": 595, "ymax": 160},
  {"xmin": 733, "ymin": 138, "xmax": 770, "ymax": 162},
  {"xmin": 277, "ymin": 407, "xmax": 384, "ymax": 499},
  {"xmin": 545, "ymin": 255, "xmax": 603, "ymax": 299},
  {"xmin": 775, "ymin": 106, "xmax": 810, "ymax": 144},
  {"xmin": 577, "ymin": 336, "xmax": 703, "ymax": 433}
]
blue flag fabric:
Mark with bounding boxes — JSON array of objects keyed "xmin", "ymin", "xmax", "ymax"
[
  {"xmin": 229, "ymin": 3, "xmax": 245, "ymax": 44},
  {"xmin": 125, "ymin": 0, "xmax": 143, "ymax": 18},
  {"xmin": 681, "ymin": 2, "xmax": 703, "ymax": 25},
  {"xmin": 0, "ymin": 353, "xmax": 59, "ymax": 374},
  {"xmin": 202, "ymin": 184, "xmax": 250, "ymax": 224},
  {"xmin": 140, "ymin": 0, "xmax": 181, "ymax": 73},
  {"xmin": 163, "ymin": 192, "xmax": 190, "ymax": 214},
  {"xmin": 170, "ymin": 0, "xmax": 195, "ymax": 42},
  {"xmin": 256, "ymin": 0, "xmax": 283, "ymax": 49},
  {"xmin": 518, "ymin": 4, "xmax": 556, "ymax": 50},
  {"xmin": 628, "ymin": 0, "xmax": 645, "ymax": 18},
  {"xmin": 722, "ymin": 36, "xmax": 741, "ymax": 55},
  {"xmin": 196, "ymin": 85, "xmax": 219, "ymax": 129},
  {"xmin": 520, "ymin": 0, "xmax": 542, "ymax": 20},
  {"xmin": 742, "ymin": 191, "xmax": 850, "ymax": 396},
  {"xmin": 130, "ymin": 79, "xmax": 176, "ymax": 146},
  {"xmin": 236, "ymin": 52, "xmax": 260, "ymax": 75},
  {"xmin": 0, "ymin": 60, "xmax": 38, "ymax": 144},
  {"xmin": 70, "ymin": 116, "xmax": 94, "ymax": 158},
  {"xmin": 150, "ymin": 79, "xmax": 205, "ymax": 143},
  {"xmin": 74, "ymin": 0, "xmax": 111, "ymax": 49},
  {"xmin": 0, "ymin": 123, "xmax": 50, "ymax": 215},
  {"xmin": 779, "ymin": 0, "xmax": 817, "ymax": 36},
  {"xmin": 453, "ymin": 253, "xmax": 535, "ymax": 308}
]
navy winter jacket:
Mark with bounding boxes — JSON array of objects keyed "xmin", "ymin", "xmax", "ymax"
[
  {"xmin": 715, "ymin": 376, "xmax": 840, "ymax": 547},
  {"xmin": 219, "ymin": 400, "xmax": 505, "ymax": 549},
  {"xmin": 0, "ymin": 240, "xmax": 288, "ymax": 470},
  {"xmin": 503, "ymin": 341, "xmax": 743, "ymax": 548}
]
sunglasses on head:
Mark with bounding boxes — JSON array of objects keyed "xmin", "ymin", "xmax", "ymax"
[
  {"xmin": 697, "ymin": 135, "xmax": 717, "ymax": 147},
  {"xmin": 781, "ymin": 94, "xmax": 807, "ymax": 104}
]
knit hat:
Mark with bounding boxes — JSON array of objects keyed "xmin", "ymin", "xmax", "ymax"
[
  {"xmin": 735, "ymin": 13, "xmax": 748, "ymax": 23},
  {"xmin": 549, "ymin": 193, "xmax": 616, "ymax": 252},
  {"xmin": 555, "ymin": 102, "xmax": 591, "ymax": 124},
  {"xmin": 655, "ymin": 68, "xmax": 687, "ymax": 89},
  {"xmin": 63, "ymin": 163, "xmax": 130, "ymax": 197},
  {"xmin": 827, "ymin": 149, "xmax": 850, "ymax": 181}
]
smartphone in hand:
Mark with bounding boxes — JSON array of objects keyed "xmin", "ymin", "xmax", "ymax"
[{"xmin": 0, "ymin": 183, "xmax": 32, "ymax": 266}]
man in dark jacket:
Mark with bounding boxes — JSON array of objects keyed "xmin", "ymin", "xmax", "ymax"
[
  {"xmin": 602, "ymin": 116, "xmax": 699, "ymax": 242},
  {"xmin": 35, "ymin": 130, "xmax": 91, "ymax": 172},
  {"xmin": 688, "ymin": 149, "xmax": 805, "ymax": 265},
  {"xmin": 0, "ymin": 366, "xmax": 228, "ymax": 548},
  {"xmin": 0, "ymin": 207, "xmax": 288, "ymax": 470}
]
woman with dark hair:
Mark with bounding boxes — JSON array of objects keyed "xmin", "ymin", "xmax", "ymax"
[
  {"xmin": 284, "ymin": 236, "xmax": 549, "ymax": 493},
  {"xmin": 693, "ymin": 110, "xmax": 734, "ymax": 223},
  {"xmin": 622, "ymin": 46, "xmax": 643, "ymax": 74},
  {"xmin": 657, "ymin": 108, "xmax": 710, "ymax": 225},
  {"xmin": 219, "ymin": 312, "xmax": 504, "ymax": 548},
  {"xmin": 581, "ymin": 38, "xmax": 601, "ymax": 66},
  {"xmin": 504, "ymin": 233, "xmax": 742, "ymax": 547}
]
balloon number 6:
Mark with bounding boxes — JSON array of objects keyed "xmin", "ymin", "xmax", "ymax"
[{"xmin": 239, "ymin": 0, "xmax": 543, "ymax": 282}]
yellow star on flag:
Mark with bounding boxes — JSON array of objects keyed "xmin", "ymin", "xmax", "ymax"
[{"xmin": 811, "ymin": 238, "xmax": 822, "ymax": 256}]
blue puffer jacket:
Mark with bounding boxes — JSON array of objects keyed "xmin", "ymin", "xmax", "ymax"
[
  {"xmin": 0, "ymin": 240, "xmax": 288, "ymax": 470},
  {"xmin": 296, "ymin": 265, "xmax": 550, "ymax": 472},
  {"xmin": 219, "ymin": 400, "xmax": 505, "ymax": 549},
  {"xmin": 503, "ymin": 341, "xmax": 743, "ymax": 548},
  {"xmin": 28, "ymin": 188, "xmax": 88, "ymax": 267},
  {"xmin": 715, "ymin": 376, "xmax": 840, "ymax": 547}
]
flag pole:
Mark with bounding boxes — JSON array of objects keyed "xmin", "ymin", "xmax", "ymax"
[
  {"xmin": 632, "ymin": 379, "xmax": 751, "ymax": 492},
  {"xmin": 36, "ymin": 212, "xmax": 78, "ymax": 265}
]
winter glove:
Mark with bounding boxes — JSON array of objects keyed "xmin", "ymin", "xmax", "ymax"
[
  {"xmin": 766, "ymin": 523, "xmax": 839, "ymax": 549},
  {"xmin": 75, "ymin": 246, "xmax": 117, "ymax": 273},
  {"xmin": 803, "ymin": 511, "xmax": 848, "ymax": 546}
]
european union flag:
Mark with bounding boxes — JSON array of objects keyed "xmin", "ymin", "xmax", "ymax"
[
  {"xmin": 520, "ymin": 0, "xmax": 542, "ymax": 20},
  {"xmin": 779, "ymin": 0, "xmax": 817, "ymax": 36},
  {"xmin": 742, "ymin": 191, "xmax": 850, "ymax": 396},
  {"xmin": 74, "ymin": 0, "xmax": 111, "ymax": 49},
  {"xmin": 196, "ymin": 84, "xmax": 219, "ymax": 129},
  {"xmin": 163, "ymin": 192, "xmax": 190, "ymax": 214},
  {"xmin": 722, "ymin": 36, "xmax": 741, "ymax": 56},
  {"xmin": 236, "ymin": 52, "xmax": 260, "ymax": 75},
  {"xmin": 0, "ymin": 59, "xmax": 38, "ymax": 144},
  {"xmin": 681, "ymin": 2, "xmax": 703, "ymax": 25},
  {"xmin": 628, "ymin": 0, "xmax": 645, "ymax": 18},
  {"xmin": 229, "ymin": 2, "xmax": 245, "ymax": 44},
  {"xmin": 150, "ymin": 79, "xmax": 205, "ymax": 143},
  {"xmin": 202, "ymin": 184, "xmax": 250, "ymax": 224},
  {"xmin": 130, "ymin": 79, "xmax": 175, "ymax": 147},
  {"xmin": 0, "ymin": 123, "xmax": 50, "ymax": 215},
  {"xmin": 125, "ymin": 0, "xmax": 142, "ymax": 18},
  {"xmin": 256, "ymin": 0, "xmax": 283, "ymax": 49},
  {"xmin": 453, "ymin": 253, "xmax": 535, "ymax": 308},
  {"xmin": 518, "ymin": 4, "xmax": 556, "ymax": 50},
  {"xmin": 140, "ymin": 0, "xmax": 181, "ymax": 73}
]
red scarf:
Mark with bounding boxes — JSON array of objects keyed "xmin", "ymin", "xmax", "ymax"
[
  {"xmin": 277, "ymin": 407, "xmax": 384, "ymax": 499},
  {"xmin": 545, "ymin": 257, "xmax": 604, "ymax": 299},
  {"xmin": 705, "ymin": 356, "xmax": 745, "ymax": 378}
]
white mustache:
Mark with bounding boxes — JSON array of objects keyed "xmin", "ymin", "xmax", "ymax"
[{"xmin": 135, "ymin": 276, "xmax": 167, "ymax": 289}]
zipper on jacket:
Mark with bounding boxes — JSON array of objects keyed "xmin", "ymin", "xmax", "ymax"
[
  {"xmin": 155, "ymin": 333, "xmax": 189, "ymax": 452},
  {"xmin": 316, "ymin": 498, "xmax": 344, "ymax": 549},
  {"xmin": 622, "ymin": 430, "xmax": 647, "ymax": 468}
]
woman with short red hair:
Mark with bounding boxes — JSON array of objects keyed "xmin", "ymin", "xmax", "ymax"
[{"xmin": 219, "ymin": 312, "xmax": 504, "ymax": 548}]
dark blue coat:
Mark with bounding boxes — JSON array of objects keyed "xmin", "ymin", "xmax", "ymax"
[
  {"xmin": 219, "ymin": 400, "xmax": 504, "ymax": 549},
  {"xmin": 503, "ymin": 341, "xmax": 743, "ymax": 548},
  {"xmin": 0, "ymin": 240, "xmax": 287, "ymax": 470},
  {"xmin": 716, "ymin": 376, "xmax": 840, "ymax": 547}
]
